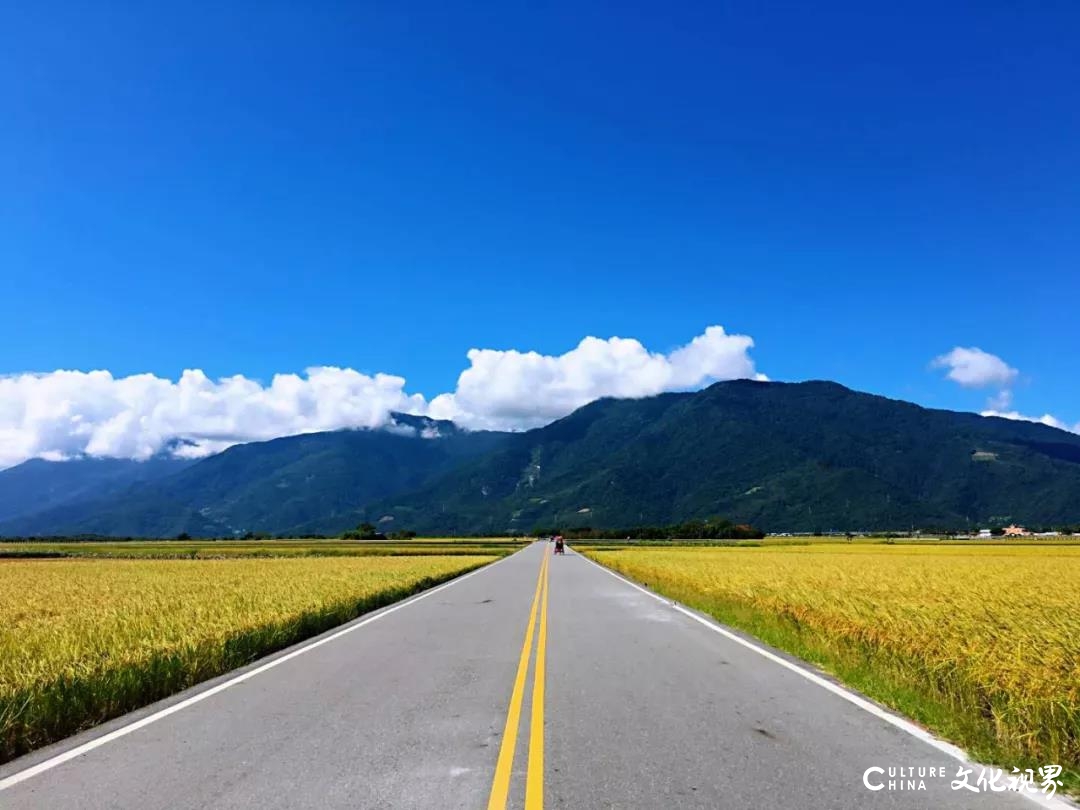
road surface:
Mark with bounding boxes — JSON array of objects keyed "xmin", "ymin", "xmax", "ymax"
[{"xmin": 0, "ymin": 543, "xmax": 1066, "ymax": 809}]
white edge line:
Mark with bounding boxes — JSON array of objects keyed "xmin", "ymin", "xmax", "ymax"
[
  {"xmin": 574, "ymin": 549, "xmax": 1076, "ymax": 810},
  {"xmin": 0, "ymin": 551, "xmax": 518, "ymax": 792}
]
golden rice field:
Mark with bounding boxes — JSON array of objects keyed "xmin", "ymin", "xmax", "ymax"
[
  {"xmin": 0, "ymin": 554, "xmax": 494, "ymax": 762},
  {"xmin": 582, "ymin": 544, "xmax": 1080, "ymax": 787},
  {"xmin": 0, "ymin": 538, "xmax": 524, "ymax": 560}
]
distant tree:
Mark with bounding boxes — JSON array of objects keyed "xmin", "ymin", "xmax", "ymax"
[
  {"xmin": 176, "ymin": 532, "xmax": 191, "ymax": 542},
  {"xmin": 990, "ymin": 527, "xmax": 1005, "ymax": 537},
  {"xmin": 556, "ymin": 518, "xmax": 764, "ymax": 542},
  {"xmin": 342, "ymin": 522, "xmax": 385, "ymax": 540}
]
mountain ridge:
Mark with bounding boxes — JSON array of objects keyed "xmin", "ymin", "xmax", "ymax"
[
  {"xmin": 0, "ymin": 420, "xmax": 506, "ymax": 537},
  {"xmin": 0, "ymin": 456, "xmax": 195, "ymax": 525},
  {"xmin": 360, "ymin": 379, "xmax": 1080, "ymax": 534},
  {"xmin": 2, "ymin": 381, "xmax": 1079, "ymax": 537}
]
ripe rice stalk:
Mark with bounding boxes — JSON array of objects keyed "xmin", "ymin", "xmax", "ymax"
[{"xmin": 0, "ymin": 555, "xmax": 494, "ymax": 762}]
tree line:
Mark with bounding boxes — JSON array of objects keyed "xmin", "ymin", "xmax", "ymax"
[{"xmin": 532, "ymin": 518, "xmax": 765, "ymax": 541}]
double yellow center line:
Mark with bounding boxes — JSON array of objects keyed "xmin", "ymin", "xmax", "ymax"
[{"xmin": 487, "ymin": 548, "xmax": 550, "ymax": 810}]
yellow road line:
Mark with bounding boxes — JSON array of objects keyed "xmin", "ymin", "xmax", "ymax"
[
  {"xmin": 487, "ymin": 550, "xmax": 548, "ymax": 810},
  {"xmin": 525, "ymin": 546, "xmax": 549, "ymax": 809}
]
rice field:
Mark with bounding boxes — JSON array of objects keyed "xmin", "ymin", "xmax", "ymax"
[
  {"xmin": 581, "ymin": 544, "xmax": 1080, "ymax": 788},
  {"xmin": 0, "ymin": 554, "xmax": 495, "ymax": 762},
  {"xmin": 0, "ymin": 538, "xmax": 525, "ymax": 560}
]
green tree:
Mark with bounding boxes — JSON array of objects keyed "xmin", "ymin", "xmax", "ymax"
[{"xmin": 342, "ymin": 522, "xmax": 384, "ymax": 540}]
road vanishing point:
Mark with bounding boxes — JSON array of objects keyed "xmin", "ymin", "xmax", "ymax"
[{"xmin": 0, "ymin": 543, "xmax": 1066, "ymax": 810}]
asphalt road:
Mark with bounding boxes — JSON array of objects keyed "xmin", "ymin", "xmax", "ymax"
[{"xmin": 0, "ymin": 542, "xmax": 1067, "ymax": 810}]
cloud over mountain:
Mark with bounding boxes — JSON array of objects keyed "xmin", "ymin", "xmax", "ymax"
[
  {"xmin": 0, "ymin": 368, "xmax": 427, "ymax": 469},
  {"xmin": 933, "ymin": 346, "xmax": 1026, "ymax": 418},
  {"xmin": 0, "ymin": 325, "xmax": 760, "ymax": 468},
  {"xmin": 427, "ymin": 326, "xmax": 758, "ymax": 430},
  {"xmin": 981, "ymin": 409, "xmax": 1080, "ymax": 435},
  {"xmin": 932, "ymin": 347, "xmax": 1018, "ymax": 388}
]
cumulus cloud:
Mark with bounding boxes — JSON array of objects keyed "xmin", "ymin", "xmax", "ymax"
[
  {"xmin": 931, "ymin": 347, "xmax": 1076, "ymax": 434},
  {"xmin": 981, "ymin": 409, "xmax": 1080, "ymax": 434},
  {"xmin": 427, "ymin": 326, "xmax": 757, "ymax": 430},
  {"xmin": 0, "ymin": 368, "xmax": 426, "ymax": 469},
  {"xmin": 0, "ymin": 325, "xmax": 760, "ymax": 468},
  {"xmin": 932, "ymin": 347, "xmax": 1018, "ymax": 389},
  {"xmin": 932, "ymin": 346, "xmax": 1021, "ymax": 414}
]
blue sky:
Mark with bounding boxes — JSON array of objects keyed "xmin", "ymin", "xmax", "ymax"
[{"xmin": 1, "ymin": 2, "xmax": 1078, "ymax": 463}]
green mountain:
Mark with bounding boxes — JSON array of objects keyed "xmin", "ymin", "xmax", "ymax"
[
  {"xmin": 361, "ymin": 380, "xmax": 1080, "ymax": 534},
  {"xmin": 4, "ymin": 382, "xmax": 1080, "ymax": 537},
  {"xmin": 0, "ymin": 456, "xmax": 194, "ymax": 524},
  {"xmin": 0, "ymin": 416, "xmax": 506, "ymax": 537}
]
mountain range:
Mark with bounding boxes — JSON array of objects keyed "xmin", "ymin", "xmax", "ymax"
[
  {"xmin": 0, "ymin": 415, "xmax": 503, "ymax": 537},
  {"xmin": 2, "ymin": 381, "xmax": 1079, "ymax": 537}
]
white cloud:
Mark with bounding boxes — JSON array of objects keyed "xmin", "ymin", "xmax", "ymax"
[
  {"xmin": 932, "ymin": 347, "xmax": 1018, "ymax": 389},
  {"xmin": 427, "ymin": 325, "xmax": 757, "ymax": 430},
  {"xmin": 0, "ymin": 325, "xmax": 760, "ymax": 468},
  {"xmin": 981, "ymin": 410, "xmax": 1080, "ymax": 434},
  {"xmin": 0, "ymin": 367, "xmax": 426, "ymax": 469}
]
